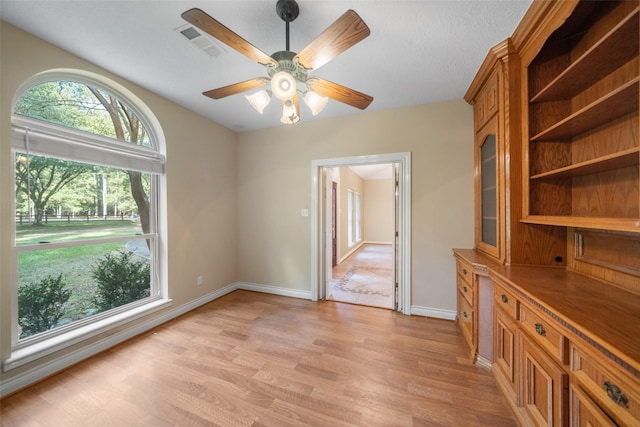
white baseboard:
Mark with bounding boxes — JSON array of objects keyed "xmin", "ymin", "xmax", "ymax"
[
  {"xmin": 236, "ymin": 282, "xmax": 312, "ymax": 300},
  {"xmin": 363, "ymin": 241, "xmax": 392, "ymax": 245},
  {"xmin": 410, "ymin": 305, "xmax": 456, "ymax": 321}
]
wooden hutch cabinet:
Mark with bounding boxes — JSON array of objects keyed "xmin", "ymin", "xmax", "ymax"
[{"xmin": 454, "ymin": 1, "xmax": 640, "ymax": 426}]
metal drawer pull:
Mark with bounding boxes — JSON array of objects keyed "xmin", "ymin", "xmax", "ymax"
[
  {"xmin": 501, "ymin": 294, "xmax": 508, "ymax": 303},
  {"xmin": 534, "ymin": 323, "xmax": 546, "ymax": 336},
  {"xmin": 463, "ymin": 311, "xmax": 468, "ymax": 318},
  {"xmin": 463, "ymin": 286, "xmax": 468, "ymax": 293},
  {"xmin": 463, "ymin": 268, "xmax": 467, "ymax": 275},
  {"xmin": 604, "ymin": 381, "xmax": 629, "ymax": 408}
]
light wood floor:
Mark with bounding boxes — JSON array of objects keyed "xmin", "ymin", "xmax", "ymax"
[{"xmin": 0, "ymin": 290, "xmax": 516, "ymax": 426}]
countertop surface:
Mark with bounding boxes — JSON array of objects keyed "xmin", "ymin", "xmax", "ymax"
[{"xmin": 453, "ymin": 248, "xmax": 640, "ymax": 378}]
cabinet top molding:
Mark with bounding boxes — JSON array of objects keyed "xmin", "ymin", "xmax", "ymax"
[{"xmin": 464, "ymin": 0, "xmax": 578, "ymax": 104}]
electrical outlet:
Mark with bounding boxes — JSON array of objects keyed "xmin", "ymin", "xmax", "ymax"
[{"xmin": 197, "ymin": 275, "xmax": 203, "ymax": 286}]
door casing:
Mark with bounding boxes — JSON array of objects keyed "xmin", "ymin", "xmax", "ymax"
[{"xmin": 310, "ymin": 152, "xmax": 411, "ymax": 314}]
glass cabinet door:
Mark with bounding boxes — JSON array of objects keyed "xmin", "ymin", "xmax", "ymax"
[
  {"xmin": 481, "ymin": 134, "xmax": 497, "ymax": 247},
  {"xmin": 475, "ymin": 118, "xmax": 500, "ymax": 259}
]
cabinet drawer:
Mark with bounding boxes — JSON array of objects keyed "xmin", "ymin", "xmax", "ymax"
[
  {"xmin": 458, "ymin": 292, "xmax": 474, "ymax": 344},
  {"xmin": 519, "ymin": 304, "xmax": 569, "ymax": 365},
  {"xmin": 570, "ymin": 383, "xmax": 617, "ymax": 426},
  {"xmin": 571, "ymin": 345, "xmax": 640, "ymax": 426},
  {"xmin": 457, "ymin": 274, "xmax": 473, "ymax": 306},
  {"xmin": 494, "ymin": 284, "xmax": 518, "ymax": 320},
  {"xmin": 456, "ymin": 260, "xmax": 472, "ymax": 288}
]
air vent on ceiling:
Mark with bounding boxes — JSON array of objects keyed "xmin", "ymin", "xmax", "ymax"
[{"xmin": 174, "ymin": 24, "xmax": 226, "ymax": 58}]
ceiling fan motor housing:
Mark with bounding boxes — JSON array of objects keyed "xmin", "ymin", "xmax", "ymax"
[{"xmin": 268, "ymin": 50, "xmax": 308, "ymax": 83}]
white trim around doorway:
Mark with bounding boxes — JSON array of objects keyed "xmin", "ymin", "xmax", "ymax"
[{"xmin": 310, "ymin": 152, "xmax": 411, "ymax": 315}]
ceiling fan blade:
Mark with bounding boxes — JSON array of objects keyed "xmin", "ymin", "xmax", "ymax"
[
  {"xmin": 182, "ymin": 8, "xmax": 276, "ymax": 66},
  {"xmin": 203, "ymin": 78, "xmax": 268, "ymax": 99},
  {"xmin": 295, "ymin": 9, "xmax": 370, "ymax": 71},
  {"xmin": 307, "ymin": 78, "xmax": 373, "ymax": 110}
]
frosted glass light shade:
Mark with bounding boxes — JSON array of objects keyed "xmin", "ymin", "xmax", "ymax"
[
  {"xmin": 245, "ymin": 90, "xmax": 271, "ymax": 114},
  {"xmin": 303, "ymin": 91, "xmax": 328, "ymax": 116},
  {"xmin": 271, "ymin": 71, "xmax": 297, "ymax": 100},
  {"xmin": 281, "ymin": 100, "xmax": 300, "ymax": 124}
]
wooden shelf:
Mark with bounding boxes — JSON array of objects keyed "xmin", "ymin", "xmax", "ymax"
[
  {"xmin": 530, "ymin": 147, "xmax": 640, "ymax": 179},
  {"xmin": 530, "ymin": 8, "xmax": 639, "ymax": 103},
  {"xmin": 521, "ymin": 216, "xmax": 640, "ymax": 233},
  {"xmin": 531, "ymin": 78, "xmax": 639, "ymax": 141}
]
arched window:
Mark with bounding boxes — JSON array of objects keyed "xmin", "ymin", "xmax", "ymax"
[{"xmin": 7, "ymin": 70, "xmax": 167, "ymax": 368}]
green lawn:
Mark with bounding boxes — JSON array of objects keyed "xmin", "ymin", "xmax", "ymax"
[
  {"xmin": 16, "ymin": 220, "xmax": 150, "ymax": 328},
  {"xmin": 16, "ymin": 219, "xmax": 142, "ymax": 245}
]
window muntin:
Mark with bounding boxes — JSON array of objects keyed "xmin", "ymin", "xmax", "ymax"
[{"xmin": 10, "ymin": 74, "xmax": 164, "ymax": 347}]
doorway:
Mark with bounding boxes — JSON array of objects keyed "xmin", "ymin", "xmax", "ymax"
[
  {"xmin": 327, "ymin": 164, "xmax": 395, "ymax": 309},
  {"xmin": 310, "ymin": 153, "xmax": 411, "ymax": 314}
]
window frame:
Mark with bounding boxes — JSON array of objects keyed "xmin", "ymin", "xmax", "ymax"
[
  {"xmin": 355, "ymin": 191, "xmax": 361, "ymax": 243},
  {"xmin": 347, "ymin": 189, "xmax": 354, "ymax": 247},
  {"xmin": 4, "ymin": 70, "xmax": 169, "ymax": 371}
]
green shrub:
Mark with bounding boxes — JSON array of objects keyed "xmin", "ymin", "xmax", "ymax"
[
  {"xmin": 92, "ymin": 250, "xmax": 150, "ymax": 311},
  {"xmin": 18, "ymin": 274, "xmax": 71, "ymax": 338}
]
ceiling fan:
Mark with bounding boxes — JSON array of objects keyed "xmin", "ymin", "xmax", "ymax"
[{"xmin": 181, "ymin": 0, "xmax": 373, "ymax": 124}]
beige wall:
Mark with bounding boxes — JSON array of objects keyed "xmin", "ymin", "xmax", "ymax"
[
  {"xmin": 364, "ymin": 178, "xmax": 394, "ymax": 244},
  {"xmin": 237, "ymin": 100, "xmax": 475, "ymax": 310},
  {"xmin": 1, "ymin": 23, "xmax": 238, "ymax": 384}
]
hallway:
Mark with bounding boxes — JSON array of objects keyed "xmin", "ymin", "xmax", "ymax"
[{"xmin": 328, "ymin": 244, "xmax": 393, "ymax": 309}]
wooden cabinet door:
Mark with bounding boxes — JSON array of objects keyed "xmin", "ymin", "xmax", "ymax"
[
  {"xmin": 520, "ymin": 332, "xmax": 569, "ymax": 427},
  {"xmin": 494, "ymin": 306, "xmax": 518, "ymax": 404},
  {"xmin": 457, "ymin": 290, "xmax": 475, "ymax": 355},
  {"xmin": 475, "ymin": 116, "xmax": 502, "ymax": 261}
]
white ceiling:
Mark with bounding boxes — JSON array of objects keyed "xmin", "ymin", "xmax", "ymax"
[
  {"xmin": 0, "ymin": 0, "xmax": 532, "ymax": 132},
  {"xmin": 349, "ymin": 164, "xmax": 393, "ymax": 180}
]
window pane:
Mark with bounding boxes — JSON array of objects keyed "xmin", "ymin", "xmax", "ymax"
[
  {"xmin": 14, "ymin": 81, "xmax": 152, "ymax": 148},
  {"xmin": 17, "ymin": 241, "xmax": 152, "ymax": 339},
  {"xmin": 15, "ymin": 153, "xmax": 149, "ymax": 245}
]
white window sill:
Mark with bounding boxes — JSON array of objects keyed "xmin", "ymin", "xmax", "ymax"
[{"xmin": 3, "ymin": 298, "xmax": 172, "ymax": 372}]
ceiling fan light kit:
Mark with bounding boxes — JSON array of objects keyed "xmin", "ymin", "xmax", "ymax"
[
  {"xmin": 181, "ymin": 0, "xmax": 373, "ymax": 125},
  {"xmin": 271, "ymin": 71, "xmax": 297, "ymax": 100},
  {"xmin": 245, "ymin": 90, "xmax": 271, "ymax": 114},
  {"xmin": 304, "ymin": 90, "xmax": 328, "ymax": 116},
  {"xmin": 281, "ymin": 98, "xmax": 300, "ymax": 124}
]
